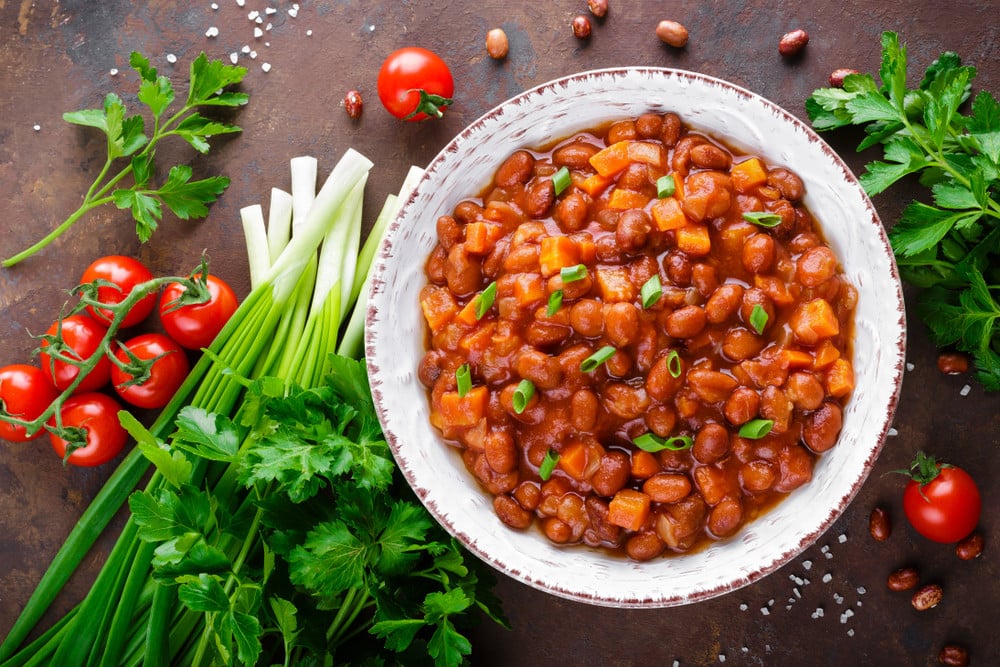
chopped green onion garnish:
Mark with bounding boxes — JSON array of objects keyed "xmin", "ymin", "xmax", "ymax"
[
  {"xmin": 475, "ymin": 281, "xmax": 497, "ymax": 319},
  {"xmin": 640, "ymin": 274, "xmax": 662, "ymax": 309},
  {"xmin": 560, "ymin": 264, "xmax": 587, "ymax": 283},
  {"xmin": 552, "ymin": 166, "xmax": 572, "ymax": 196},
  {"xmin": 456, "ymin": 363, "xmax": 471, "ymax": 398},
  {"xmin": 656, "ymin": 174, "xmax": 676, "ymax": 198},
  {"xmin": 739, "ymin": 419, "xmax": 774, "ymax": 439},
  {"xmin": 512, "ymin": 379, "xmax": 535, "ymax": 414},
  {"xmin": 539, "ymin": 448, "xmax": 560, "ymax": 480},
  {"xmin": 547, "ymin": 289, "xmax": 564, "ymax": 316},
  {"xmin": 580, "ymin": 345, "xmax": 616, "ymax": 373},
  {"xmin": 749, "ymin": 303, "xmax": 768, "ymax": 334},
  {"xmin": 665, "ymin": 349, "xmax": 682, "ymax": 378},
  {"xmin": 633, "ymin": 433, "xmax": 694, "ymax": 452},
  {"xmin": 742, "ymin": 211, "xmax": 782, "ymax": 228}
]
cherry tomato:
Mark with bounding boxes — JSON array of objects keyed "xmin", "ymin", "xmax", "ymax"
[
  {"xmin": 111, "ymin": 333, "xmax": 190, "ymax": 409},
  {"xmin": 901, "ymin": 452, "xmax": 981, "ymax": 543},
  {"xmin": 80, "ymin": 255, "xmax": 157, "ymax": 328},
  {"xmin": 376, "ymin": 47, "xmax": 454, "ymax": 121},
  {"xmin": 159, "ymin": 273, "xmax": 238, "ymax": 350},
  {"xmin": 48, "ymin": 392, "xmax": 128, "ymax": 466},
  {"xmin": 0, "ymin": 365, "xmax": 59, "ymax": 442},
  {"xmin": 39, "ymin": 314, "xmax": 112, "ymax": 393}
]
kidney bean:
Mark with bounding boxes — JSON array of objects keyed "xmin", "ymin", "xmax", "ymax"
[
  {"xmin": 495, "ymin": 150, "xmax": 535, "ymax": 187},
  {"xmin": 606, "ymin": 120, "xmax": 637, "ymax": 144},
  {"xmin": 524, "ymin": 177, "xmax": 555, "ymax": 218},
  {"xmin": 797, "ymin": 245, "xmax": 838, "ymax": 287},
  {"xmin": 829, "ymin": 68, "xmax": 859, "ymax": 88},
  {"xmin": 603, "ymin": 383, "xmax": 650, "ymax": 420},
  {"xmin": 659, "ymin": 112, "xmax": 682, "ymax": 147},
  {"xmin": 740, "ymin": 288, "xmax": 775, "ymax": 330},
  {"xmin": 671, "ymin": 136, "xmax": 701, "ymax": 173},
  {"xmin": 514, "ymin": 348, "xmax": 563, "ymax": 389},
  {"xmin": 606, "ymin": 348, "xmax": 634, "ymax": 378},
  {"xmin": 740, "ymin": 460, "xmax": 777, "ymax": 492},
  {"xmin": 436, "ymin": 215, "xmax": 464, "ymax": 251},
  {"xmin": 569, "ymin": 299, "xmax": 603, "ymax": 337},
  {"xmin": 742, "ymin": 233, "xmax": 776, "ymax": 274},
  {"xmin": 445, "ymin": 244, "xmax": 484, "ymax": 297},
  {"xmin": 524, "ymin": 320, "xmax": 570, "ymax": 347},
  {"xmin": 724, "ymin": 387, "xmax": 760, "ymax": 425},
  {"xmin": 417, "ymin": 350, "xmax": 445, "ymax": 388},
  {"xmin": 869, "ymin": 506, "xmax": 891, "ymax": 542},
  {"xmin": 708, "ymin": 497, "xmax": 743, "ymax": 537},
  {"xmin": 485, "ymin": 27, "xmax": 509, "ymax": 59},
  {"xmin": 571, "ymin": 14, "xmax": 592, "ymax": 39},
  {"xmin": 605, "ymin": 302, "xmax": 641, "ymax": 346},
  {"xmin": 617, "ymin": 209, "xmax": 653, "ymax": 252},
  {"xmin": 656, "ymin": 19, "xmax": 689, "ymax": 48},
  {"xmin": 687, "ymin": 368, "xmax": 738, "ymax": 404},
  {"xmin": 544, "ymin": 516, "xmax": 574, "ymax": 543},
  {"xmin": 643, "ymin": 473, "xmax": 692, "ymax": 503},
  {"xmin": 513, "ymin": 481, "xmax": 541, "ymax": 511},
  {"xmin": 938, "ymin": 645, "xmax": 970, "ymax": 667},
  {"xmin": 585, "ymin": 496, "xmax": 621, "ymax": 543},
  {"xmin": 473, "ymin": 452, "xmax": 519, "ymax": 495},
  {"xmin": 774, "ymin": 444, "xmax": 813, "ymax": 492},
  {"xmin": 955, "ymin": 532, "xmax": 984, "ymax": 560},
  {"xmin": 778, "ymin": 29, "xmax": 809, "ymax": 57},
  {"xmin": 760, "ymin": 386, "xmax": 793, "ymax": 433},
  {"xmin": 705, "ymin": 283, "xmax": 744, "ymax": 324},
  {"xmin": 767, "ymin": 167, "xmax": 805, "ymax": 200},
  {"xmin": 786, "ymin": 371, "xmax": 825, "ymax": 410},
  {"xmin": 626, "ymin": 530, "xmax": 665, "ymax": 561},
  {"xmin": 803, "ymin": 401, "xmax": 843, "ymax": 452},
  {"xmin": 591, "ymin": 450, "xmax": 631, "ymax": 497},
  {"xmin": 691, "ymin": 263, "xmax": 718, "ymax": 297},
  {"xmin": 694, "ymin": 465, "xmax": 730, "ymax": 506},
  {"xmin": 664, "ymin": 304, "xmax": 707, "ymax": 339},
  {"xmin": 618, "ymin": 162, "xmax": 654, "ymax": 193},
  {"xmin": 553, "ymin": 192, "xmax": 589, "ymax": 232},
  {"xmin": 343, "ymin": 89, "xmax": 363, "ymax": 119},
  {"xmin": 911, "ymin": 584, "xmax": 943, "ymax": 611},
  {"xmin": 553, "ymin": 141, "xmax": 600, "ymax": 170},
  {"xmin": 692, "ymin": 423, "xmax": 730, "ymax": 464},
  {"xmin": 937, "ymin": 352, "xmax": 970, "ymax": 375},
  {"xmin": 646, "ymin": 352, "xmax": 685, "ymax": 401},
  {"xmin": 644, "ymin": 404, "xmax": 677, "ymax": 438},
  {"xmin": 664, "ymin": 249, "xmax": 693, "ymax": 286},
  {"xmin": 722, "ymin": 328, "xmax": 765, "ymax": 362},
  {"xmin": 690, "ymin": 143, "xmax": 731, "ymax": 170},
  {"xmin": 494, "ymin": 494, "xmax": 533, "ymax": 528},
  {"xmin": 502, "ymin": 244, "xmax": 539, "ymax": 275},
  {"xmin": 887, "ymin": 566, "xmax": 920, "ymax": 591},
  {"xmin": 630, "ymin": 113, "xmax": 662, "ymax": 140},
  {"xmin": 570, "ymin": 388, "xmax": 599, "ymax": 432},
  {"xmin": 425, "ymin": 245, "xmax": 448, "ymax": 284},
  {"xmin": 453, "ymin": 200, "xmax": 485, "ymax": 225}
]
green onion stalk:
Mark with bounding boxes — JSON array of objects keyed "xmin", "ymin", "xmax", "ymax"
[{"xmin": 0, "ymin": 150, "xmax": 418, "ymax": 666}]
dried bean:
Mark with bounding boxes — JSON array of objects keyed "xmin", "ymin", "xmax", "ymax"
[
  {"xmin": 869, "ymin": 506, "xmax": 891, "ymax": 542},
  {"xmin": 938, "ymin": 645, "xmax": 969, "ymax": 667},
  {"xmin": 486, "ymin": 28, "xmax": 509, "ymax": 60},
  {"xmin": 910, "ymin": 583, "xmax": 943, "ymax": 611},
  {"xmin": 887, "ymin": 566, "xmax": 919, "ymax": 591},
  {"xmin": 656, "ymin": 20, "xmax": 689, "ymax": 48},
  {"xmin": 779, "ymin": 29, "xmax": 809, "ymax": 56},
  {"xmin": 955, "ymin": 532, "xmax": 983, "ymax": 560}
]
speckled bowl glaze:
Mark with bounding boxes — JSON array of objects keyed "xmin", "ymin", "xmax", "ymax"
[{"xmin": 365, "ymin": 68, "xmax": 906, "ymax": 608}]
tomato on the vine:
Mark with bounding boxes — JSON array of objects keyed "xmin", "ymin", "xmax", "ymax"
[
  {"xmin": 0, "ymin": 364, "xmax": 59, "ymax": 442},
  {"xmin": 376, "ymin": 47, "xmax": 454, "ymax": 121},
  {"xmin": 111, "ymin": 333, "xmax": 190, "ymax": 409},
  {"xmin": 159, "ymin": 273, "xmax": 238, "ymax": 350},
  {"xmin": 80, "ymin": 255, "xmax": 157, "ymax": 328},
  {"xmin": 901, "ymin": 452, "xmax": 981, "ymax": 543},
  {"xmin": 48, "ymin": 392, "xmax": 127, "ymax": 466},
  {"xmin": 39, "ymin": 314, "xmax": 112, "ymax": 393}
]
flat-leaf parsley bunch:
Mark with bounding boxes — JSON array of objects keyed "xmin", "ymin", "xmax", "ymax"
[{"xmin": 807, "ymin": 32, "xmax": 1000, "ymax": 390}]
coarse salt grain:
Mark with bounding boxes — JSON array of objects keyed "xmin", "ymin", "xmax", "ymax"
[
  {"xmin": 211, "ymin": 2, "xmax": 218, "ymax": 9},
  {"xmin": 672, "ymin": 661, "xmax": 679, "ymax": 667},
  {"xmin": 166, "ymin": 53, "xmax": 177, "ymax": 63},
  {"xmin": 205, "ymin": 26, "xmax": 219, "ymax": 37},
  {"xmin": 241, "ymin": 44, "xmax": 250, "ymax": 53},
  {"xmin": 847, "ymin": 628, "xmax": 855, "ymax": 637},
  {"xmin": 960, "ymin": 384, "xmax": 971, "ymax": 396},
  {"xmin": 288, "ymin": 7, "xmax": 298, "ymax": 17},
  {"xmin": 802, "ymin": 578, "xmax": 811, "ymax": 585},
  {"xmin": 265, "ymin": 6, "xmax": 276, "ymax": 14},
  {"xmin": 305, "ymin": 29, "xmax": 313, "ymax": 36},
  {"xmin": 235, "ymin": 0, "xmax": 244, "ymax": 6},
  {"xmin": 719, "ymin": 656, "xmax": 726, "ymax": 663},
  {"xmin": 906, "ymin": 362, "xmax": 915, "ymax": 371},
  {"xmin": 255, "ymin": 16, "xmax": 263, "ymax": 24},
  {"xmin": 33, "ymin": 124, "xmax": 40, "ymax": 131},
  {"xmin": 739, "ymin": 603, "xmax": 748, "ymax": 611},
  {"xmin": 793, "ymin": 587, "xmax": 802, "ymax": 599},
  {"xmin": 821, "ymin": 545, "xmax": 830, "ymax": 553},
  {"xmin": 265, "ymin": 22, "xmax": 272, "ymax": 31},
  {"xmin": 785, "ymin": 604, "xmax": 792, "ymax": 611},
  {"xmin": 229, "ymin": 52, "xmax": 238, "ymax": 64},
  {"xmin": 888, "ymin": 427, "xmax": 898, "ymax": 437},
  {"xmin": 109, "ymin": 68, "xmax": 119, "ymax": 76},
  {"xmin": 857, "ymin": 586, "xmax": 866, "ymax": 595},
  {"xmin": 825, "ymin": 552, "xmax": 833, "ymax": 559},
  {"xmin": 261, "ymin": 62, "xmax": 271, "ymax": 72},
  {"xmin": 254, "ymin": 27, "xmax": 264, "ymax": 38},
  {"xmin": 760, "ymin": 607, "xmax": 770, "ymax": 616},
  {"xmin": 857, "ymin": 600, "xmax": 863, "ymax": 607},
  {"xmin": 249, "ymin": 50, "xmax": 257, "ymax": 58},
  {"xmin": 833, "ymin": 593, "xmax": 844, "ymax": 604},
  {"xmin": 822, "ymin": 573, "xmax": 833, "ymax": 583},
  {"xmin": 247, "ymin": 10, "xmax": 259, "ymax": 20},
  {"xmin": 838, "ymin": 534, "xmax": 847, "ymax": 543},
  {"xmin": 742, "ymin": 647, "xmax": 749, "ymax": 653},
  {"xmin": 802, "ymin": 560, "xmax": 812, "ymax": 570},
  {"xmin": 265, "ymin": 42, "xmax": 270, "ymax": 47}
]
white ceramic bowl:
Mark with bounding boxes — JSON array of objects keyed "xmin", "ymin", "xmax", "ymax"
[{"xmin": 366, "ymin": 68, "xmax": 905, "ymax": 608}]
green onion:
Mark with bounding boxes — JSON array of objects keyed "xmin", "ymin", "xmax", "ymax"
[
  {"xmin": 547, "ymin": 289, "xmax": 564, "ymax": 316},
  {"xmin": 742, "ymin": 211, "xmax": 782, "ymax": 227},
  {"xmin": 475, "ymin": 281, "xmax": 497, "ymax": 319},
  {"xmin": 641, "ymin": 274, "xmax": 662, "ymax": 309},
  {"xmin": 739, "ymin": 419, "xmax": 774, "ymax": 439},
  {"xmin": 512, "ymin": 379, "xmax": 535, "ymax": 414},
  {"xmin": 580, "ymin": 345, "xmax": 616, "ymax": 373},
  {"xmin": 456, "ymin": 363, "xmax": 471, "ymax": 397},
  {"xmin": 560, "ymin": 264, "xmax": 587, "ymax": 283},
  {"xmin": 665, "ymin": 349, "xmax": 682, "ymax": 378},
  {"xmin": 633, "ymin": 433, "xmax": 694, "ymax": 452},
  {"xmin": 552, "ymin": 166, "xmax": 571, "ymax": 195},
  {"xmin": 749, "ymin": 303, "xmax": 768, "ymax": 334},
  {"xmin": 539, "ymin": 448, "xmax": 560, "ymax": 481},
  {"xmin": 656, "ymin": 174, "xmax": 676, "ymax": 198}
]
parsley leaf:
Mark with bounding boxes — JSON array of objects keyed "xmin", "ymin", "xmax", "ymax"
[{"xmin": 287, "ymin": 520, "xmax": 367, "ymax": 598}]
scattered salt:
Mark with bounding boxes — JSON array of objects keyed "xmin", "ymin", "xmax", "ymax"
[
  {"xmin": 767, "ymin": 598, "xmax": 774, "ymax": 607},
  {"xmin": 265, "ymin": 22, "xmax": 273, "ymax": 31},
  {"xmin": 235, "ymin": 0, "xmax": 245, "ymax": 6},
  {"xmin": 856, "ymin": 600, "xmax": 862, "ymax": 607},
  {"xmin": 802, "ymin": 578, "xmax": 811, "ymax": 585},
  {"xmin": 254, "ymin": 26, "xmax": 264, "ymax": 38},
  {"xmin": 802, "ymin": 560, "xmax": 812, "ymax": 570},
  {"xmin": 261, "ymin": 62, "xmax": 271, "ymax": 72},
  {"xmin": 825, "ymin": 551, "xmax": 833, "ymax": 559},
  {"xmin": 857, "ymin": 586, "xmax": 866, "ymax": 595},
  {"xmin": 32, "ymin": 124, "xmax": 40, "ymax": 131},
  {"xmin": 229, "ymin": 52, "xmax": 238, "ymax": 64},
  {"xmin": 265, "ymin": 6, "xmax": 277, "ymax": 14},
  {"xmin": 305, "ymin": 29, "xmax": 313, "ymax": 36},
  {"xmin": 109, "ymin": 68, "xmax": 119, "ymax": 76},
  {"xmin": 241, "ymin": 44, "xmax": 251, "ymax": 53},
  {"xmin": 265, "ymin": 42, "xmax": 270, "ymax": 47},
  {"xmin": 255, "ymin": 15, "xmax": 264, "ymax": 24},
  {"xmin": 672, "ymin": 661, "xmax": 680, "ymax": 667},
  {"xmin": 249, "ymin": 50, "xmax": 257, "ymax": 58},
  {"xmin": 810, "ymin": 607, "xmax": 824, "ymax": 619},
  {"xmin": 739, "ymin": 603, "xmax": 748, "ymax": 611},
  {"xmin": 888, "ymin": 427, "xmax": 898, "ymax": 437},
  {"xmin": 166, "ymin": 53, "xmax": 177, "ymax": 63},
  {"xmin": 205, "ymin": 26, "xmax": 220, "ymax": 38},
  {"xmin": 292, "ymin": 2, "xmax": 299, "ymax": 8},
  {"xmin": 838, "ymin": 534, "xmax": 847, "ymax": 543},
  {"xmin": 211, "ymin": 2, "xmax": 218, "ymax": 9},
  {"xmin": 960, "ymin": 384, "xmax": 971, "ymax": 396},
  {"xmin": 822, "ymin": 573, "xmax": 833, "ymax": 584},
  {"xmin": 906, "ymin": 362, "xmax": 915, "ymax": 371},
  {"xmin": 288, "ymin": 7, "xmax": 298, "ymax": 17},
  {"xmin": 247, "ymin": 10, "xmax": 259, "ymax": 20},
  {"xmin": 793, "ymin": 587, "xmax": 802, "ymax": 599},
  {"xmin": 785, "ymin": 604, "xmax": 792, "ymax": 610},
  {"xmin": 833, "ymin": 593, "xmax": 844, "ymax": 605},
  {"xmin": 760, "ymin": 607, "xmax": 770, "ymax": 616},
  {"xmin": 847, "ymin": 628, "xmax": 855, "ymax": 637},
  {"xmin": 719, "ymin": 656, "xmax": 726, "ymax": 663},
  {"xmin": 820, "ymin": 545, "xmax": 830, "ymax": 554}
]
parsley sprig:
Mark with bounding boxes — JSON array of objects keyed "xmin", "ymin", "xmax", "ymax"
[
  {"xmin": 2, "ymin": 51, "xmax": 247, "ymax": 267},
  {"xmin": 807, "ymin": 32, "xmax": 1000, "ymax": 390}
]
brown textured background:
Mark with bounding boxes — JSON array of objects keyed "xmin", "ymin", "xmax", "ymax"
[{"xmin": 1, "ymin": 1, "xmax": 997, "ymax": 664}]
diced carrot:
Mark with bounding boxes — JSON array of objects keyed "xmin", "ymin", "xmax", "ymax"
[
  {"xmin": 558, "ymin": 441, "xmax": 590, "ymax": 481},
  {"xmin": 574, "ymin": 234, "xmax": 597, "ymax": 264},
  {"xmin": 754, "ymin": 275, "xmax": 796, "ymax": 306},
  {"xmin": 731, "ymin": 157, "xmax": 768, "ymax": 193},
  {"xmin": 826, "ymin": 358, "xmax": 855, "ymax": 398},
  {"xmin": 629, "ymin": 450, "xmax": 660, "ymax": 480},
  {"xmin": 512, "ymin": 272, "xmax": 545, "ymax": 306},
  {"xmin": 675, "ymin": 224, "xmax": 712, "ymax": 256},
  {"xmin": 812, "ymin": 339, "xmax": 841, "ymax": 370},
  {"xmin": 627, "ymin": 141, "xmax": 667, "ymax": 169},
  {"xmin": 459, "ymin": 322, "xmax": 495, "ymax": 355},
  {"xmin": 454, "ymin": 298, "xmax": 480, "ymax": 327},
  {"xmin": 589, "ymin": 140, "xmax": 632, "ymax": 177},
  {"xmin": 651, "ymin": 197, "xmax": 688, "ymax": 231},
  {"xmin": 594, "ymin": 267, "xmax": 636, "ymax": 302},
  {"xmin": 608, "ymin": 489, "xmax": 652, "ymax": 531},
  {"xmin": 790, "ymin": 298, "xmax": 840, "ymax": 345},
  {"xmin": 579, "ymin": 173, "xmax": 613, "ymax": 196},
  {"xmin": 464, "ymin": 221, "xmax": 503, "ymax": 255},
  {"xmin": 607, "ymin": 188, "xmax": 650, "ymax": 210},
  {"xmin": 438, "ymin": 386, "xmax": 488, "ymax": 428},
  {"xmin": 419, "ymin": 285, "xmax": 458, "ymax": 333},
  {"xmin": 539, "ymin": 235, "xmax": 581, "ymax": 277},
  {"xmin": 672, "ymin": 172, "xmax": 685, "ymax": 200},
  {"xmin": 717, "ymin": 220, "xmax": 757, "ymax": 257},
  {"xmin": 491, "ymin": 320, "xmax": 522, "ymax": 355},
  {"xmin": 780, "ymin": 348, "xmax": 815, "ymax": 371}
]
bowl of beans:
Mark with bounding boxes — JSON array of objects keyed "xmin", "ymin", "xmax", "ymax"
[{"xmin": 366, "ymin": 68, "xmax": 905, "ymax": 607}]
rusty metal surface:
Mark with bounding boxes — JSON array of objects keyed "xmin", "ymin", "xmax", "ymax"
[{"xmin": 1, "ymin": 1, "xmax": 997, "ymax": 664}]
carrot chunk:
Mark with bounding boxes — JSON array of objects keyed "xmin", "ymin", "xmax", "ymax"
[
  {"xmin": 651, "ymin": 197, "xmax": 688, "ymax": 231},
  {"xmin": 779, "ymin": 348, "xmax": 815, "ymax": 371},
  {"xmin": 419, "ymin": 285, "xmax": 458, "ymax": 333},
  {"xmin": 464, "ymin": 221, "xmax": 503, "ymax": 255},
  {"xmin": 790, "ymin": 298, "xmax": 840, "ymax": 345},
  {"xmin": 607, "ymin": 188, "xmax": 650, "ymax": 210},
  {"xmin": 438, "ymin": 386, "xmax": 488, "ymax": 428},
  {"xmin": 589, "ymin": 140, "xmax": 632, "ymax": 177},
  {"xmin": 558, "ymin": 441, "xmax": 590, "ymax": 481},
  {"xmin": 579, "ymin": 173, "xmax": 613, "ymax": 196},
  {"xmin": 512, "ymin": 272, "xmax": 545, "ymax": 306},
  {"xmin": 594, "ymin": 267, "xmax": 636, "ymax": 302},
  {"xmin": 608, "ymin": 489, "xmax": 652, "ymax": 532},
  {"xmin": 826, "ymin": 357, "xmax": 855, "ymax": 398},
  {"xmin": 675, "ymin": 224, "xmax": 712, "ymax": 256},
  {"xmin": 629, "ymin": 450, "xmax": 660, "ymax": 480},
  {"xmin": 627, "ymin": 141, "xmax": 667, "ymax": 169},
  {"xmin": 454, "ymin": 298, "xmax": 480, "ymax": 327},
  {"xmin": 731, "ymin": 157, "xmax": 768, "ymax": 193},
  {"xmin": 812, "ymin": 339, "xmax": 841, "ymax": 369},
  {"xmin": 539, "ymin": 236, "xmax": 581, "ymax": 277}
]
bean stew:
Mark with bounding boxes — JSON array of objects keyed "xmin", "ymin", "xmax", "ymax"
[{"xmin": 418, "ymin": 111, "xmax": 856, "ymax": 561}]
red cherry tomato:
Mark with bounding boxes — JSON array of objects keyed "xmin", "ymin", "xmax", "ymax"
[
  {"xmin": 159, "ymin": 273, "xmax": 238, "ymax": 350},
  {"xmin": 111, "ymin": 333, "xmax": 190, "ymax": 409},
  {"xmin": 0, "ymin": 364, "xmax": 59, "ymax": 442},
  {"xmin": 39, "ymin": 314, "xmax": 112, "ymax": 393},
  {"xmin": 80, "ymin": 255, "xmax": 157, "ymax": 328},
  {"xmin": 901, "ymin": 452, "xmax": 982, "ymax": 543},
  {"xmin": 49, "ymin": 392, "xmax": 128, "ymax": 466},
  {"xmin": 376, "ymin": 47, "xmax": 454, "ymax": 121}
]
